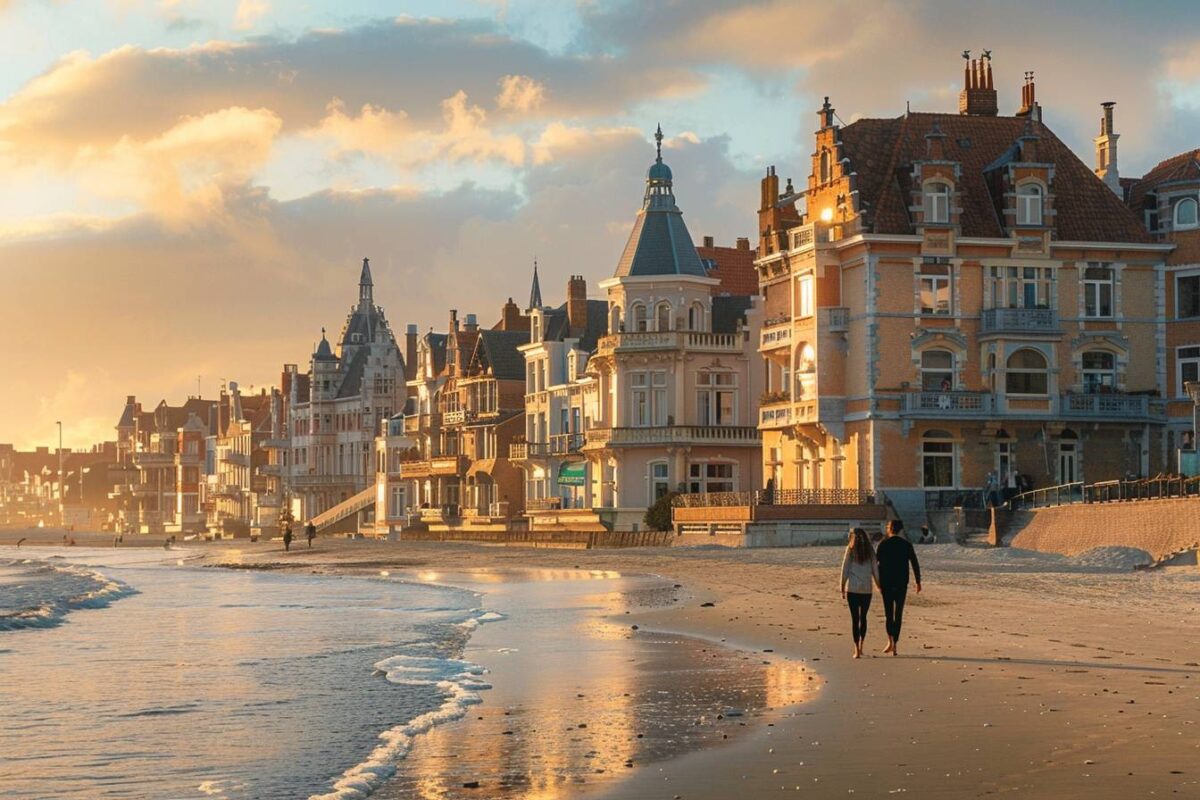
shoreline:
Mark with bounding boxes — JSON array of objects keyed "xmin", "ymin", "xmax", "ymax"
[{"xmin": 5, "ymin": 535, "xmax": 1199, "ymax": 798}]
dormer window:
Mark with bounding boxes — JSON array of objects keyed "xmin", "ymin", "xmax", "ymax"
[
  {"xmin": 1174, "ymin": 197, "xmax": 1198, "ymax": 229},
  {"xmin": 924, "ymin": 182, "xmax": 950, "ymax": 224},
  {"xmin": 1017, "ymin": 184, "xmax": 1044, "ymax": 226}
]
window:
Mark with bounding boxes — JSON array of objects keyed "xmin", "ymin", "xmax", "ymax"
[
  {"xmin": 924, "ymin": 182, "xmax": 950, "ymax": 224},
  {"xmin": 991, "ymin": 266, "xmax": 1054, "ymax": 309},
  {"xmin": 1081, "ymin": 351, "xmax": 1115, "ymax": 393},
  {"xmin": 389, "ymin": 485, "xmax": 406, "ymax": 517},
  {"xmin": 688, "ymin": 302, "xmax": 705, "ymax": 331},
  {"xmin": 630, "ymin": 371, "xmax": 668, "ymax": 426},
  {"xmin": 920, "ymin": 349, "xmax": 955, "ymax": 391},
  {"xmin": 688, "ymin": 462, "xmax": 735, "ymax": 494},
  {"xmin": 1016, "ymin": 184, "xmax": 1043, "ymax": 226},
  {"xmin": 819, "ymin": 149, "xmax": 831, "ymax": 183},
  {"xmin": 831, "ymin": 441, "xmax": 845, "ymax": 490},
  {"xmin": 696, "ymin": 372, "xmax": 737, "ymax": 426},
  {"xmin": 650, "ymin": 461, "xmax": 670, "ymax": 500},
  {"xmin": 919, "ymin": 261, "xmax": 951, "ymax": 315},
  {"xmin": 1006, "ymin": 349, "xmax": 1049, "ymax": 395},
  {"xmin": 1178, "ymin": 274, "xmax": 1200, "ymax": 319},
  {"xmin": 631, "ymin": 303, "xmax": 647, "ymax": 332},
  {"xmin": 798, "ymin": 276, "xmax": 814, "ymax": 317},
  {"xmin": 1174, "ymin": 197, "xmax": 1199, "ymax": 229},
  {"xmin": 610, "ymin": 305, "xmax": 623, "ymax": 333},
  {"xmin": 1179, "ymin": 346, "xmax": 1200, "ymax": 397},
  {"xmin": 655, "ymin": 302, "xmax": 672, "ymax": 332},
  {"xmin": 922, "ymin": 430, "xmax": 955, "ymax": 489},
  {"xmin": 1083, "ymin": 265, "xmax": 1114, "ymax": 318}
]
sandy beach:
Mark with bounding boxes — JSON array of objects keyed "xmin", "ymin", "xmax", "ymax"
[{"xmin": 6, "ymin": 533, "xmax": 1199, "ymax": 798}]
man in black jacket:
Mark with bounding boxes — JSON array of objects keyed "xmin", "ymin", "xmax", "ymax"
[{"xmin": 876, "ymin": 519, "xmax": 922, "ymax": 655}]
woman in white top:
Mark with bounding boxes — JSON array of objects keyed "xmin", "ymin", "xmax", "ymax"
[{"xmin": 840, "ymin": 527, "xmax": 881, "ymax": 659}]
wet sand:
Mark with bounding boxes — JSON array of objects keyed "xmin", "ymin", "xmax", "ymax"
[{"xmin": 7, "ymin": 533, "xmax": 1200, "ymax": 798}]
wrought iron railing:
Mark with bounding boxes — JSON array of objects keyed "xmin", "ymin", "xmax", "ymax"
[
  {"xmin": 981, "ymin": 307, "xmax": 1060, "ymax": 332},
  {"xmin": 924, "ymin": 489, "xmax": 988, "ymax": 510},
  {"xmin": 673, "ymin": 488, "xmax": 877, "ymax": 508},
  {"xmin": 1006, "ymin": 476, "xmax": 1200, "ymax": 510}
]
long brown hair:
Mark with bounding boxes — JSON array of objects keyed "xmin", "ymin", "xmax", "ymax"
[{"xmin": 848, "ymin": 527, "xmax": 874, "ymax": 564}]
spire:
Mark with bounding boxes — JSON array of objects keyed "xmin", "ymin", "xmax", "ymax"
[
  {"xmin": 528, "ymin": 258, "xmax": 543, "ymax": 311},
  {"xmin": 359, "ymin": 257, "xmax": 373, "ymax": 305},
  {"xmin": 655, "ymin": 123, "xmax": 663, "ymax": 163}
]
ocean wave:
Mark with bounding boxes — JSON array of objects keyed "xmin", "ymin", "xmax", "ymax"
[
  {"xmin": 0, "ymin": 560, "xmax": 138, "ymax": 632},
  {"xmin": 308, "ymin": 608, "xmax": 505, "ymax": 800}
]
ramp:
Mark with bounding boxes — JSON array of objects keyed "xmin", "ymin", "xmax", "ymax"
[{"xmin": 310, "ymin": 486, "xmax": 375, "ymax": 533}]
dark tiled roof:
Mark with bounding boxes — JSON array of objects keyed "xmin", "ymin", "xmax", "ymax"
[
  {"xmin": 697, "ymin": 243, "xmax": 758, "ymax": 296},
  {"xmin": 336, "ymin": 347, "xmax": 368, "ymax": 398},
  {"xmin": 712, "ymin": 295, "xmax": 754, "ymax": 334},
  {"xmin": 426, "ymin": 333, "xmax": 448, "ymax": 375},
  {"xmin": 1125, "ymin": 148, "xmax": 1200, "ymax": 211},
  {"xmin": 542, "ymin": 299, "xmax": 609, "ymax": 351},
  {"xmin": 839, "ymin": 112, "xmax": 1151, "ymax": 243},
  {"xmin": 474, "ymin": 330, "xmax": 531, "ymax": 381},
  {"xmin": 614, "ymin": 203, "xmax": 708, "ymax": 278}
]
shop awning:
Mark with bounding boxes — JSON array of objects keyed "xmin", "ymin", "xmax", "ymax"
[{"xmin": 557, "ymin": 462, "xmax": 587, "ymax": 486}]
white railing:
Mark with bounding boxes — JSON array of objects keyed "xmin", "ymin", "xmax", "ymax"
[
  {"xmin": 760, "ymin": 324, "xmax": 792, "ymax": 349},
  {"xmin": 904, "ymin": 391, "xmax": 995, "ymax": 414},
  {"xmin": 981, "ymin": 307, "xmax": 1060, "ymax": 332},
  {"xmin": 589, "ymin": 426, "xmax": 760, "ymax": 446},
  {"xmin": 1062, "ymin": 393, "xmax": 1152, "ymax": 417},
  {"xmin": 598, "ymin": 331, "xmax": 741, "ymax": 353}
]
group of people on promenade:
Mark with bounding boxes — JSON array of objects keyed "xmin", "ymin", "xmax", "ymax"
[
  {"xmin": 282, "ymin": 521, "xmax": 317, "ymax": 551},
  {"xmin": 839, "ymin": 520, "xmax": 922, "ymax": 658}
]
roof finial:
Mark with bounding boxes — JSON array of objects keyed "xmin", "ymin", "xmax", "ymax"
[
  {"xmin": 321, "ymin": 327, "xmax": 326, "ymax": 339},
  {"xmin": 655, "ymin": 123, "xmax": 664, "ymax": 163}
]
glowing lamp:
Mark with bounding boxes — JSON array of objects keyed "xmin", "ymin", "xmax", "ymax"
[{"xmin": 819, "ymin": 207, "xmax": 834, "ymax": 223}]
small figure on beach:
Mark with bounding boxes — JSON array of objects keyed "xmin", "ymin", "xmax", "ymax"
[
  {"xmin": 283, "ymin": 525, "xmax": 293, "ymax": 552},
  {"xmin": 877, "ymin": 519, "xmax": 922, "ymax": 656},
  {"xmin": 305, "ymin": 521, "xmax": 316, "ymax": 549},
  {"xmin": 839, "ymin": 527, "xmax": 881, "ymax": 659},
  {"xmin": 985, "ymin": 470, "xmax": 1001, "ymax": 507}
]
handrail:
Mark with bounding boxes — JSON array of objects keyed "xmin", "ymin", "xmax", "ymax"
[{"xmin": 1006, "ymin": 476, "xmax": 1200, "ymax": 510}]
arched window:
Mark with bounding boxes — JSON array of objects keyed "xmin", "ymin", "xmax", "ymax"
[
  {"xmin": 655, "ymin": 301, "xmax": 672, "ymax": 332},
  {"xmin": 922, "ymin": 430, "xmax": 956, "ymax": 489},
  {"xmin": 794, "ymin": 343, "xmax": 816, "ymax": 400},
  {"xmin": 630, "ymin": 303, "xmax": 647, "ymax": 332},
  {"xmin": 1017, "ymin": 184, "xmax": 1044, "ymax": 226},
  {"xmin": 920, "ymin": 349, "xmax": 955, "ymax": 391},
  {"xmin": 610, "ymin": 305, "xmax": 623, "ymax": 334},
  {"xmin": 1081, "ymin": 350, "xmax": 1115, "ymax": 393},
  {"xmin": 819, "ymin": 149, "xmax": 831, "ymax": 183},
  {"xmin": 1006, "ymin": 348, "xmax": 1048, "ymax": 395},
  {"xmin": 688, "ymin": 302, "xmax": 705, "ymax": 331},
  {"xmin": 797, "ymin": 343, "xmax": 816, "ymax": 372},
  {"xmin": 1174, "ymin": 197, "xmax": 1198, "ymax": 229},
  {"xmin": 924, "ymin": 182, "xmax": 951, "ymax": 224}
]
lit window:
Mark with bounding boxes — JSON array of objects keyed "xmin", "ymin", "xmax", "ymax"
[
  {"xmin": 922, "ymin": 430, "xmax": 955, "ymax": 489},
  {"xmin": 1017, "ymin": 184, "xmax": 1043, "ymax": 226},
  {"xmin": 1006, "ymin": 349, "xmax": 1049, "ymax": 395},
  {"xmin": 1174, "ymin": 197, "xmax": 1199, "ymax": 229},
  {"xmin": 798, "ymin": 276, "xmax": 815, "ymax": 317},
  {"xmin": 924, "ymin": 182, "xmax": 950, "ymax": 224},
  {"xmin": 1083, "ymin": 265, "xmax": 1114, "ymax": 318},
  {"xmin": 919, "ymin": 261, "xmax": 951, "ymax": 315},
  {"xmin": 1081, "ymin": 351, "xmax": 1115, "ymax": 393}
]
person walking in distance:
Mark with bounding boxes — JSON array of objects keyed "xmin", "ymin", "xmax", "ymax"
[
  {"xmin": 877, "ymin": 519, "xmax": 922, "ymax": 655},
  {"xmin": 840, "ymin": 527, "xmax": 881, "ymax": 659},
  {"xmin": 283, "ymin": 524, "xmax": 293, "ymax": 552},
  {"xmin": 305, "ymin": 520, "xmax": 316, "ymax": 549}
]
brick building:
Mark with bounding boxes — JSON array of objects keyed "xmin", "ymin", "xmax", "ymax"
[{"xmin": 754, "ymin": 54, "xmax": 1173, "ymax": 524}]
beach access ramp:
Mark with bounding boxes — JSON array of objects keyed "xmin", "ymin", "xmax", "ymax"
[{"xmin": 310, "ymin": 487, "xmax": 375, "ymax": 534}]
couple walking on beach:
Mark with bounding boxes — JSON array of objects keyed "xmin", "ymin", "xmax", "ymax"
[{"xmin": 840, "ymin": 520, "xmax": 922, "ymax": 658}]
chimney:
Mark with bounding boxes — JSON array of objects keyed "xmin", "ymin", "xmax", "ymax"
[
  {"xmin": 567, "ymin": 275, "xmax": 588, "ymax": 335},
  {"xmin": 1016, "ymin": 71, "xmax": 1041, "ymax": 120},
  {"xmin": 449, "ymin": 309, "xmax": 459, "ymax": 332},
  {"xmin": 760, "ymin": 166, "xmax": 779, "ymax": 212},
  {"xmin": 1094, "ymin": 101, "xmax": 1121, "ymax": 195},
  {"xmin": 405, "ymin": 324, "xmax": 418, "ymax": 380},
  {"xmin": 818, "ymin": 96, "xmax": 836, "ymax": 130},
  {"xmin": 464, "ymin": 313, "xmax": 479, "ymax": 333},
  {"xmin": 958, "ymin": 51, "xmax": 998, "ymax": 117},
  {"xmin": 736, "ymin": 237, "xmax": 750, "ymax": 251},
  {"xmin": 703, "ymin": 235, "xmax": 714, "ymax": 248},
  {"xmin": 500, "ymin": 297, "xmax": 522, "ymax": 331},
  {"xmin": 924, "ymin": 118, "xmax": 947, "ymax": 160}
]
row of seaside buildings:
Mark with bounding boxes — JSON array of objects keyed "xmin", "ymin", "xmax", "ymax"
[{"xmin": 8, "ymin": 55, "xmax": 1198, "ymax": 539}]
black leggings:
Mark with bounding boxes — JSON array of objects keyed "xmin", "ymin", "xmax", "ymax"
[
  {"xmin": 847, "ymin": 592, "xmax": 872, "ymax": 643},
  {"xmin": 882, "ymin": 585, "xmax": 908, "ymax": 640}
]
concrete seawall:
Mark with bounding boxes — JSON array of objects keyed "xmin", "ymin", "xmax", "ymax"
[{"xmin": 1006, "ymin": 497, "xmax": 1200, "ymax": 562}]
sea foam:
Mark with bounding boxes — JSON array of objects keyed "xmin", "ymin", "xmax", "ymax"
[
  {"xmin": 0, "ymin": 560, "xmax": 137, "ymax": 631},
  {"xmin": 308, "ymin": 609, "xmax": 503, "ymax": 800}
]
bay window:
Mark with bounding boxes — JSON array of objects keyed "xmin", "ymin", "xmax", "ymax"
[{"xmin": 1006, "ymin": 349, "xmax": 1049, "ymax": 395}]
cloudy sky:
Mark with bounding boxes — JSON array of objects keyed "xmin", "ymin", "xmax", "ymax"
[{"xmin": 2, "ymin": 0, "xmax": 1198, "ymax": 450}]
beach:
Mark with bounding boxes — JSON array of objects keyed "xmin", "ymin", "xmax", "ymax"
[{"xmin": 3, "ymin": 534, "xmax": 1199, "ymax": 799}]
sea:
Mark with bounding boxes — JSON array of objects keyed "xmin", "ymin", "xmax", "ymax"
[{"xmin": 0, "ymin": 551, "xmax": 496, "ymax": 799}]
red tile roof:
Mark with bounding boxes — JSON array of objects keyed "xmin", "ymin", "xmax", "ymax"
[
  {"xmin": 697, "ymin": 242, "xmax": 758, "ymax": 296},
  {"xmin": 839, "ymin": 112, "xmax": 1151, "ymax": 243},
  {"xmin": 1125, "ymin": 148, "xmax": 1200, "ymax": 211}
]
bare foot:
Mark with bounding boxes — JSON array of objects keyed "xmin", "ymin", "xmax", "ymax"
[
  {"xmin": 891, "ymin": 644, "xmax": 899, "ymax": 657},
  {"xmin": 853, "ymin": 649, "xmax": 860, "ymax": 659},
  {"xmin": 883, "ymin": 639, "xmax": 894, "ymax": 654}
]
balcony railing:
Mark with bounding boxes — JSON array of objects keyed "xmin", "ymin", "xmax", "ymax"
[
  {"xmin": 825, "ymin": 307, "xmax": 849, "ymax": 332},
  {"xmin": 980, "ymin": 307, "xmax": 1060, "ymax": 333},
  {"xmin": 597, "ymin": 331, "xmax": 742, "ymax": 355},
  {"xmin": 760, "ymin": 323, "xmax": 792, "ymax": 350},
  {"xmin": 789, "ymin": 222, "xmax": 835, "ymax": 252},
  {"xmin": 674, "ymin": 487, "xmax": 877, "ymax": 508},
  {"xmin": 586, "ymin": 425, "xmax": 760, "ymax": 446},
  {"xmin": 526, "ymin": 497, "xmax": 563, "ymax": 512},
  {"xmin": 759, "ymin": 402, "xmax": 793, "ymax": 428},
  {"xmin": 397, "ymin": 455, "xmax": 469, "ymax": 478},
  {"xmin": 1061, "ymin": 392, "xmax": 1153, "ymax": 418},
  {"xmin": 903, "ymin": 391, "xmax": 995, "ymax": 415}
]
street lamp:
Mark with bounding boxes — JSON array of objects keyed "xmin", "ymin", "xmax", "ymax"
[{"xmin": 56, "ymin": 421, "xmax": 64, "ymax": 528}]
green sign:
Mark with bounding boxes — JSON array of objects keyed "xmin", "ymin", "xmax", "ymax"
[{"xmin": 557, "ymin": 462, "xmax": 587, "ymax": 486}]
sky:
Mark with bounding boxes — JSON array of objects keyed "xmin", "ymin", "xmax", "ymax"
[{"xmin": 2, "ymin": 0, "xmax": 1199, "ymax": 450}]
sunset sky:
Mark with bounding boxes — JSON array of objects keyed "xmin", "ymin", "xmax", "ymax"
[{"xmin": 2, "ymin": 0, "xmax": 1198, "ymax": 450}]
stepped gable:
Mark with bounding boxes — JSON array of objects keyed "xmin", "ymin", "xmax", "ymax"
[{"xmin": 840, "ymin": 111, "xmax": 1152, "ymax": 243}]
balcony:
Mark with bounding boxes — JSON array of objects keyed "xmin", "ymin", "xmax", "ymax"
[
  {"xmin": 903, "ymin": 391, "xmax": 996, "ymax": 416},
  {"xmin": 259, "ymin": 463, "xmax": 282, "ymax": 476},
  {"xmin": 759, "ymin": 402, "xmax": 793, "ymax": 429},
  {"xmin": 443, "ymin": 409, "xmax": 475, "ymax": 426},
  {"xmin": 825, "ymin": 307, "xmax": 849, "ymax": 333},
  {"xmin": 220, "ymin": 451, "xmax": 250, "ymax": 466},
  {"xmin": 760, "ymin": 320, "xmax": 792, "ymax": 351},
  {"xmin": 262, "ymin": 438, "xmax": 288, "ymax": 449},
  {"xmin": 596, "ymin": 331, "xmax": 742, "ymax": 356},
  {"xmin": 398, "ymin": 455, "xmax": 469, "ymax": 479},
  {"xmin": 585, "ymin": 425, "xmax": 760, "ymax": 447},
  {"xmin": 980, "ymin": 307, "xmax": 1061, "ymax": 335},
  {"xmin": 133, "ymin": 451, "xmax": 173, "ymax": 466},
  {"xmin": 788, "ymin": 222, "xmax": 836, "ymax": 253},
  {"xmin": 1060, "ymin": 392, "xmax": 1161, "ymax": 420}
]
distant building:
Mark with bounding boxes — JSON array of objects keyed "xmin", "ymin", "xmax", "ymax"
[
  {"xmin": 203, "ymin": 383, "xmax": 284, "ymax": 537},
  {"xmin": 0, "ymin": 442, "xmax": 119, "ymax": 529},
  {"xmin": 280, "ymin": 258, "xmax": 407, "ymax": 525}
]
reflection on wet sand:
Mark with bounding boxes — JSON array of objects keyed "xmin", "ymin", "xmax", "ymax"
[{"xmin": 376, "ymin": 573, "xmax": 812, "ymax": 800}]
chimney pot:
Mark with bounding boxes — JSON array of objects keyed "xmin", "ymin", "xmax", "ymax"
[{"xmin": 703, "ymin": 235, "xmax": 714, "ymax": 248}]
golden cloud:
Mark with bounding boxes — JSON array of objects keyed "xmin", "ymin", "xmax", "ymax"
[{"xmin": 496, "ymin": 74, "xmax": 546, "ymax": 113}]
